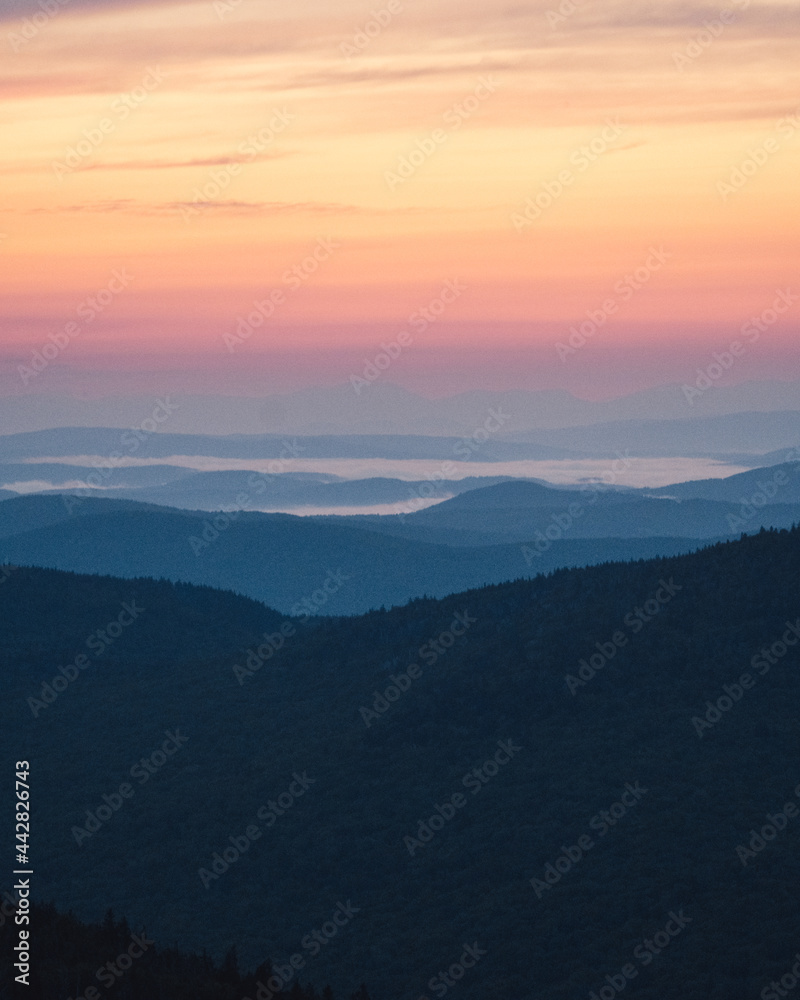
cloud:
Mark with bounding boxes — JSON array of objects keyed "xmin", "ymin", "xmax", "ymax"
[
  {"xmin": 18, "ymin": 199, "xmax": 436, "ymax": 217},
  {"xmin": 284, "ymin": 57, "xmax": 518, "ymax": 91},
  {"xmin": 0, "ymin": 0, "xmax": 188, "ymax": 20},
  {"xmin": 74, "ymin": 151, "xmax": 292, "ymax": 171},
  {"xmin": 162, "ymin": 199, "xmax": 355, "ymax": 215},
  {"xmin": 554, "ymin": 0, "xmax": 800, "ymax": 34}
]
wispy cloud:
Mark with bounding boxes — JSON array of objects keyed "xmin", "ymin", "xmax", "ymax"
[
  {"xmin": 17, "ymin": 199, "xmax": 436, "ymax": 216},
  {"xmin": 75, "ymin": 151, "xmax": 292, "ymax": 171}
]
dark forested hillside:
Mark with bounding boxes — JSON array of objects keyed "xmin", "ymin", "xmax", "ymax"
[
  {"xmin": 0, "ymin": 566, "xmax": 289, "ymax": 699},
  {"xmin": 0, "ymin": 494, "xmax": 720, "ymax": 615},
  {"xmin": 2, "ymin": 528, "xmax": 800, "ymax": 998}
]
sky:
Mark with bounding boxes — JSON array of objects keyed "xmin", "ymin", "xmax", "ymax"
[{"xmin": 1, "ymin": 0, "xmax": 799, "ymax": 397}]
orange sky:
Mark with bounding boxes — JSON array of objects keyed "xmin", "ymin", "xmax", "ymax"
[{"xmin": 1, "ymin": 0, "xmax": 798, "ymax": 390}]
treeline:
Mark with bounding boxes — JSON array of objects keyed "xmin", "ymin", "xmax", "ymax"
[
  {"xmin": 0, "ymin": 901, "xmax": 373, "ymax": 1000},
  {"xmin": 3, "ymin": 528, "xmax": 800, "ymax": 997}
]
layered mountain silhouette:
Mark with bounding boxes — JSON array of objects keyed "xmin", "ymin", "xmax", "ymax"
[
  {"xmin": 1, "ymin": 457, "xmax": 798, "ymax": 613},
  {"xmin": 0, "ymin": 493, "xmax": 710, "ymax": 615},
  {"xmin": 3, "ymin": 527, "xmax": 800, "ymax": 998},
  {"xmin": 2, "ymin": 378, "xmax": 799, "ymax": 436},
  {"xmin": 0, "ymin": 427, "xmax": 576, "ymax": 462}
]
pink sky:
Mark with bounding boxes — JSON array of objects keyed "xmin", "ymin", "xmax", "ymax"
[{"xmin": 1, "ymin": 0, "xmax": 798, "ymax": 396}]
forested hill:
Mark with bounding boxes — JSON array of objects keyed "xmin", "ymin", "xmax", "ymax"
[
  {"xmin": 2, "ymin": 527, "xmax": 800, "ymax": 998},
  {"xmin": 0, "ymin": 564, "xmax": 289, "ymax": 672},
  {"xmin": 0, "ymin": 494, "xmax": 724, "ymax": 616}
]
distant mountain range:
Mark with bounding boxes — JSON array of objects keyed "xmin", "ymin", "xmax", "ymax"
[
  {"xmin": 3, "ymin": 454, "xmax": 798, "ymax": 522},
  {"xmin": 1, "ymin": 457, "xmax": 798, "ymax": 613},
  {"xmin": 0, "ymin": 427, "xmax": 579, "ymax": 462},
  {"xmin": 504, "ymin": 411, "xmax": 800, "ymax": 459},
  {"xmin": 644, "ymin": 460, "xmax": 800, "ymax": 503},
  {"xmin": 348, "ymin": 477, "xmax": 800, "ymax": 549},
  {"xmin": 92, "ymin": 473, "xmax": 522, "ymax": 511},
  {"xmin": 2, "ymin": 377, "xmax": 799, "ymax": 435},
  {"xmin": 0, "ymin": 493, "xmax": 715, "ymax": 615},
  {"xmin": 0, "ymin": 463, "xmax": 524, "ymax": 510},
  {"xmin": 1, "ymin": 414, "xmax": 797, "ymax": 484}
]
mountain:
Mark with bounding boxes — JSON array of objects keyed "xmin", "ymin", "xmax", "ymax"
[
  {"xmin": 62, "ymin": 473, "xmax": 522, "ymax": 512},
  {"xmin": 2, "ymin": 475, "xmax": 798, "ymax": 615},
  {"xmin": 502, "ymin": 411, "xmax": 800, "ymax": 458},
  {"xmin": 754, "ymin": 445, "xmax": 800, "ymax": 467},
  {"xmin": 402, "ymin": 479, "xmax": 633, "ymax": 510},
  {"xmin": 0, "ymin": 427, "xmax": 577, "ymax": 463},
  {"xmin": 0, "ymin": 461, "xmax": 195, "ymax": 489},
  {"xmin": 0, "ymin": 562, "xmax": 287, "ymax": 655},
  {"xmin": 647, "ymin": 459, "xmax": 800, "ymax": 503},
  {"xmin": 2, "ymin": 414, "xmax": 796, "ymax": 489},
  {"xmin": 1, "ymin": 378, "xmax": 799, "ymax": 436},
  {"xmin": 0, "ymin": 494, "xmax": 155, "ymax": 539},
  {"xmin": 357, "ymin": 479, "xmax": 800, "ymax": 546},
  {"xmin": 0, "ymin": 461, "xmax": 523, "ymax": 511},
  {"xmin": 3, "ymin": 528, "xmax": 800, "ymax": 999},
  {"xmin": 0, "ymin": 494, "xmax": 712, "ymax": 615}
]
